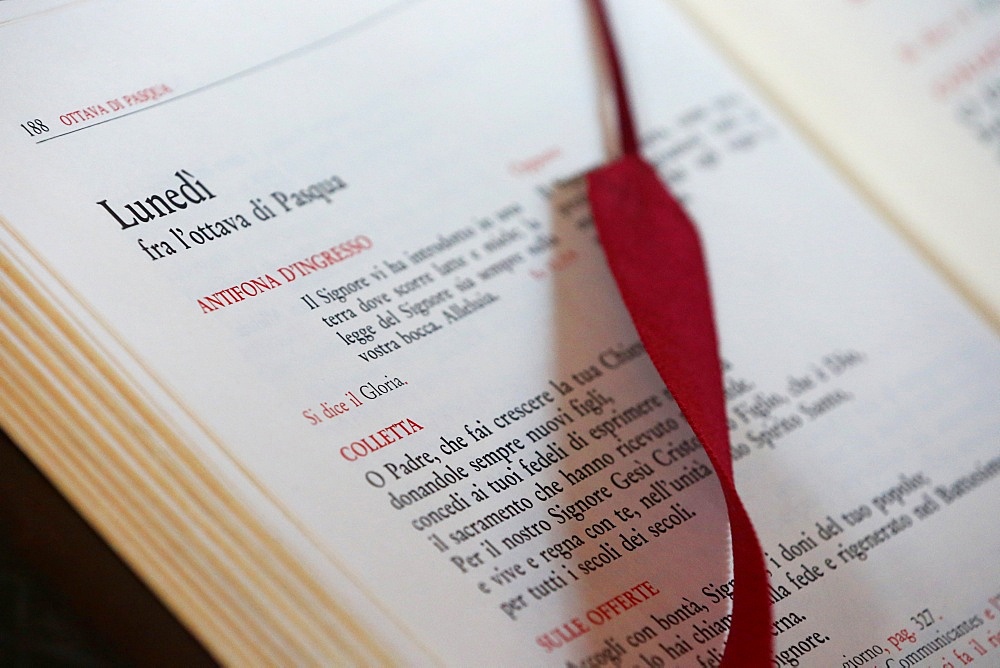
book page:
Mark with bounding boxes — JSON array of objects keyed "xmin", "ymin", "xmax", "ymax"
[
  {"xmin": 0, "ymin": 0, "xmax": 78, "ymax": 25},
  {"xmin": 2, "ymin": 1, "xmax": 999, "ymax": 665},
  {"xmin": 672, "ymin": 0, "xmax": 1000, "ymax": 327}
]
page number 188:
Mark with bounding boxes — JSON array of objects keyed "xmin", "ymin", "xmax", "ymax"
[{"xmin": 21, "ymin": 119, "xmax": 49, "ymax": 136}]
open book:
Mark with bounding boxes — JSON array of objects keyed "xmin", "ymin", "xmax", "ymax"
[{"xmin": 1, "ymin": 1, "xmax": 998, "ymax": 664}]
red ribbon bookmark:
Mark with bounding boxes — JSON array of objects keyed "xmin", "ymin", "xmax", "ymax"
[{"xmin": 584, "ymin": 1, "xmax": 774, "ymax": 664}]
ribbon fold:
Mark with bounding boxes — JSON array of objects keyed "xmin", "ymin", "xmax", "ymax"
[{"xmin": 584, "ymin": 1, "xmax": 773, "ymax": 664}]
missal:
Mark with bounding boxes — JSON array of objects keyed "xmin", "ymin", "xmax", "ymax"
[{"xmin": 0, "ymin": 1, "xmax": 998, "ymax": 664}]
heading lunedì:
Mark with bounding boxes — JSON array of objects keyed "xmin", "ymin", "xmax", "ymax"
[{"xmin": 96, "ymin": 169, "xmax": 216, "ymax": 230}]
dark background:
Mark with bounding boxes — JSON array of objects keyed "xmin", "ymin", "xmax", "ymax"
[{"xmin": 0, "ymin": 430, "xmax": 214, "ymax": 666}]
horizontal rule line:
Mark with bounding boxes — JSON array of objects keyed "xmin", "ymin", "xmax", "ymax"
[{"xmin": 36, "ymin": 0, "xmax": 423, "ymax": 144}]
